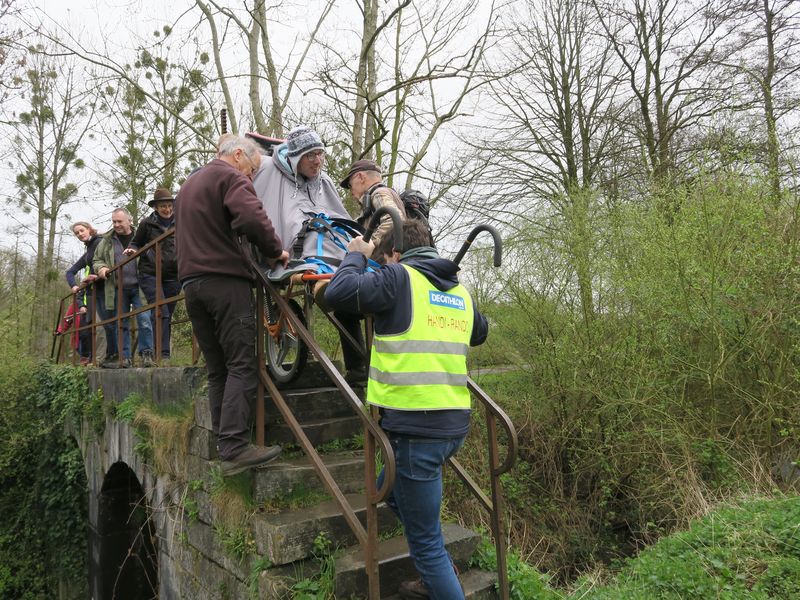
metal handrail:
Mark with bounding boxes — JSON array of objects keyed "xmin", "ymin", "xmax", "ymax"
[
  {"xmin": 250, "ymin": 258, "xmax": 395, "ymax": 600},
  {"xmin": 51, "ymin": 227, "xmax": 191, "ymax": 366},
  {"xmin": 448, "ymin": 223, "xmax": 516, "ymax": 600}
]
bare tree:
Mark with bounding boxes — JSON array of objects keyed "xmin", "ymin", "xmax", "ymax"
[
  {"xmin": 315, "ymin": 0, "xmax": 501, "ymax": 195},
  {"xmin": 475, "ymin": 0, "xmax": 623, "ymax": 322},
  {"xmin": 7, "ymin": 42, "xmax": 95, "ymax": 350},
  {"xmin": 715, "ymin": 0, "xmax": 800, "ymax": 202},
  {"xmin": 195, "ymin": 0, "xmax": 334, "ymax": 137},
  {"xmin": 0, "ymin": 0, "xmax": 24, "ymax": 112},
  {"xmin": 591, "ymin": 0, "xmax": 735, "ymax": 186}
]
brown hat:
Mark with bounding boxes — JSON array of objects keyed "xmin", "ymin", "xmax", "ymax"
[
  {"xmin": 149, "ymin": 187, "xmax": 174, "ymax": 207},
  {"xmin": 340, "ymin": 159, "xmax": 381, "ymax": 189}
]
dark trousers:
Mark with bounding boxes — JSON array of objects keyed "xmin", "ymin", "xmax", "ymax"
[
  {"xmin": 139, "ymin": 274, "xmax": 181, "ymax": 358},
  {"xmin": 184, "ymin": 275, "xmax": 256, "ymax": 461},
  {"xmin": 335, "ymin": 311, "xmax": 366, "ymax": 371},
  {"xmin": 77, "ymin": 297, "xmax": 93, "ymax": 359},
  {"xmin": 95, "ymin": 290, "xmax": 118, "ymax": 359}
]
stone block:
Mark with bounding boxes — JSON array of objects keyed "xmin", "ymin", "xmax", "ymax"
[
  {"xmin": 251, "ymin": 451, "xmax": 365, "ymax": 504},
  {"xmin": 253, "ymin": 494, "xmax": 398, "ymax": 566},
  {"xmin": 334, "ymin": 523, "xmax": 481, "ymax": 598}
]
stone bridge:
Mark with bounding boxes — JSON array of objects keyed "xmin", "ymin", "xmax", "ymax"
[{"xmin": 75, "ymin": 366, "xmax": 498, "ymax": 599}]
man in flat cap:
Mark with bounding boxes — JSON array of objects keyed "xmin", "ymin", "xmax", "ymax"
[{"xmin": 340, "ymin": 159, "xmax": 406, "ymax": 248}]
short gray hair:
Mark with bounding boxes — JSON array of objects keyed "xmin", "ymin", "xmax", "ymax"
[
  {"xmin": 111, "ymin": 207, "xmax": 132, "ymax": 219},
  {"xmin": 217, "ymin": 134, "xmax": 261, "ymax": 160}
]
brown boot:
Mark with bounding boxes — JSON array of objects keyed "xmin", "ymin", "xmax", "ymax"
[{"xmin": 220, "ymin": 444, "xmax": 282, "ymax": 476}]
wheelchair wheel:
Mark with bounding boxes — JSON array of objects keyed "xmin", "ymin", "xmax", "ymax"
[{"xmin": 265, "ymin": 298, "xmax": 309, "ymax": 383}]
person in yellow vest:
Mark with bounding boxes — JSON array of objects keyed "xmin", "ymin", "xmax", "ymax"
[{"xmin": 325, "ymin": 219, "xmax": 488, "ymax": 600}]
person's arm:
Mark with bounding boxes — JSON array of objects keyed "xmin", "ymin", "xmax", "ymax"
[
  {"xmin": 470, "ymin": 305, "xmax": 489, "ymax": 347},
  {"xmin": 124, "ymin": 222, "xmax": 148, "ymax": 255},
  {"xmin": 65, "ymin": 254, "xmax": 88, "ymax": 291},
  {"xmin": 325, "ymin": 252, "xmax": 401, "ymax": 315},
  {"xmin": 92, "ymin": 237, "xmax": 112, "ymax": 278},
  {"xmin": 224, "ymin": 175, "xmax": 288, "ymax": 266}
]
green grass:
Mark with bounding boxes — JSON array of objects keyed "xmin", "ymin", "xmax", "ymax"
[
  {"xmin": 568, "ymin": 496, "xmax": 800, "ymax": 599},
  {"xmin": 471, "ymin": 496, "xmax": 800, "ymax": 599}
]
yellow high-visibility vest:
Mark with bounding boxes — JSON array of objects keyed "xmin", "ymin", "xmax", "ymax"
[{"xmin": 367, "ymin": 264, "xmax": 473, "ymax": 410}]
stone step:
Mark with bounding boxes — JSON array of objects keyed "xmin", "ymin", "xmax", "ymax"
[
  {"xmin": 383, "ymin": 568, "xmax": 499, "ymax": 600},
  {"xmin": 267, "ymin": 415, "xmax": 363, "ymax": 446},
  {"xmin": 264, "ymin": 386, "xmax": 358, "ymax": 421},
  {"xmin": 251, "ymin": 450, "xmax": 366, "ymax": 503},
  {"xmin": 334, "ymin": 522, "xmax": 481, "ymax": 599},
  {"xmin": 253, "ymin": 493, "xmax": 399, "ymax": 566}
]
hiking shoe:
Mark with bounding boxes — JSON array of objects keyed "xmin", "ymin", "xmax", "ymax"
[
  {"xmin": 220, "ymin": 444, "xmax": 282, "ymax": 477},
  {"xmin": 122, "ymin": 358, "xmax": 132, "ymax": 368},
  {"xmin": 398, "ymin": 579, "xmax": 429, "ymax": 599},
  {"xmin": 141, "ymin": 351, "xmax": 155, "ymax": 368},
  {"xmin": 100, "ymin": 355, "xmax": 120, "ymax": 369},
  {"xmin": 398, "ymin": 564, "xmax": 464, "ymax": 599},
  {"xmin": 344, "ymin": 366, "xmax": 368, "ymax": 387},
  {"xmin": 80, "ymin": 357, "xmax": 92, "ymax": 366}
]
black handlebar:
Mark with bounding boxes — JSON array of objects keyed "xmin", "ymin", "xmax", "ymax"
[
  {"xmin": 453, "ymin": 224, "xmax": 502, "ymax": 267},
  {"xmin": 363, "ymin": 206, "xmax": 404, "ymax": 252}
]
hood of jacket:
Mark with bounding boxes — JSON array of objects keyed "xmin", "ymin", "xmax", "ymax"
[
  {"xmin": 252, "ymin": 147, "xmax": 353, "ymax": 255},
  {"xmin": 400, "ymin": 247, "xmax": 460, "ymax": 292}
]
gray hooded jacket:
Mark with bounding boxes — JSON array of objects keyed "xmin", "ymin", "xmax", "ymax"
[{"xmin": 253, "ymin": 144, "xmax": 358, "ymax": 266}]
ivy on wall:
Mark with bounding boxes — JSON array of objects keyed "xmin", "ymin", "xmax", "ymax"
[{"xmin": 0, "ymin": 362, "xmax": 92, "ymax": 599}]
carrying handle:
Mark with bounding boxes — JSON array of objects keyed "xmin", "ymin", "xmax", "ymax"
[
  {"xmin": 453, "ymin": 224, "xmax": 502, "ymax": 267},
  {"xmin": 363, "ymin": 206, "xmax": 405, "ymax": 252}
]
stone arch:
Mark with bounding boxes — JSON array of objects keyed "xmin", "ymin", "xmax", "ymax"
[{"xmin": 93, "ymin": 461, "xmax": 158, "ymax": 600}]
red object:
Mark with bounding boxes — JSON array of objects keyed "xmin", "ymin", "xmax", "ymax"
[{"xmin": 56, "ymin": 303, "xmax": 82, "ymax": 350}]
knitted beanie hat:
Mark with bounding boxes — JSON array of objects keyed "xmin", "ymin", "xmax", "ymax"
[{"xmin": 286, "ymin": 126, "xmax": 324, "ymax": 173}]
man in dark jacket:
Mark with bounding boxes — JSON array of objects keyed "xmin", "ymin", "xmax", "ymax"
[
  {"xmin": 124, "ymin": 187, "xmax": 179, "ymax": 362},
  {"xmin": 325, "ymin": 219, "xmax": 488, "ymax": 600},
  {"xmin": 176, "ymin": 134, "xmax": 289, "ymax": 477}
]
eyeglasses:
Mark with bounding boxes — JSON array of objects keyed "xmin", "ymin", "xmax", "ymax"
[
  {"xmin": 239, "ymin": 152, "xmax": 258, "ymax": 179},
  {"xmin": 302, "ymin": 150, "xmax": 326, "ymax": 162}
]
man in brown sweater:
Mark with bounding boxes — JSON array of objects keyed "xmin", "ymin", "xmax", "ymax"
[{"xmin": 176, "ymin": 134, "xmax": 289, "ymax": 476}]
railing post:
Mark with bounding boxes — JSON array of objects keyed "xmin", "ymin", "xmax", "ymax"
[
  {"xmin": 90, "ymin": 285, "xmax": 97, "ymax": 365},
  {"xmin": 364, "ymin": 421, "xmax": 380, "ymax": 599},
  {"xmin": 155, "ymin": 238, "xmax": 163, "ymax": 362},
  {"xmin": 115, "ymin": 264, "xmax": 125, "ymax": 365},
  {"xmin": 255, "ymin": 284, "xmax": 266, "ymax": 446},
  {"xmin": 487, "ymin": 410, "xmax": 510, "ymax": 600}
]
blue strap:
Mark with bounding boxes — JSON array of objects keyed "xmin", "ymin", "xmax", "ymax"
[
  {"xmin": 304, "ymin": 257, "xmax": 335, "ymax": 274},
  {"xmin": 366, "ymin": 258, "xmax": 381, "ymax": 273}
]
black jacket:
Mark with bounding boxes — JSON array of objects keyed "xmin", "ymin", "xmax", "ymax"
[
  {"xmin": 65, "ymin": 235, "xmax": 102, "ymax": 288},
  {"xmin": 128, "ymin": 211, "xmax": 177, "ymax": 280}
]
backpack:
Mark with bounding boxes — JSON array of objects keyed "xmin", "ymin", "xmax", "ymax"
[
  {"xmin": 399, "ymin": 189, "xmax": 431, "ymax": 227},
  {"xmin": 292, "ymin": 213, "xmax": 365, "ymax": 273}
]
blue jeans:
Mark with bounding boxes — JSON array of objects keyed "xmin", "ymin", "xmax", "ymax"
[
  {"xmin": 377, "ymin": 434, "xmax": 466, "ymax": 600},
  {"xmin": 98, "ymin": 287, "xmax": 153, "ymax": 359},
  {"xmin": 139, "ymin": 275, "xmax": 180, "ymax": 358}
]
